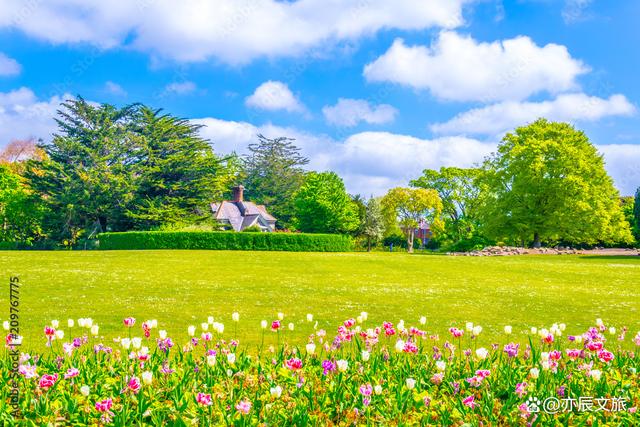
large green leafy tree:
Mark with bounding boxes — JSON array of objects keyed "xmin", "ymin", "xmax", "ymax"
[
  {"xmin": 0, "ymin": 164, "xmax": 44, "ymax": 243},
  {"xmin": 361, "ymin": 197, "xmax": 385, "ymax": 251},
  {"xmin": 242, "ymin": 134, "xmax": 309, "ymax": 229},
  {"xmin": 127, "ymin": 107, "xmax": 232, "ymax": 229},
  {"xmin": 381, "ymin": 187, "xmax": 443, "ymax": 253},
  {"xmin": 293, "ymin": 171, "xmax": 360, "ymax": 234},
  {"xmin": 410, "ymin": 166, "xmax": 484, "ymax": 243},
  {"xmin": 25, "ymin": 98, "xmax": 232, "ymax": 243},
  {"xmin": 479, "ymin": 119, "xmax": 633, "ymax": 247}
]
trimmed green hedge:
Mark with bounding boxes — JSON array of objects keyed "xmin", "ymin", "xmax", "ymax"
[{"xmin": 98, "ymin": 231, "xmax": 353, "ymax": 252}]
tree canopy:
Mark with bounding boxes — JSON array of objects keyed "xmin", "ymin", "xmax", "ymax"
[
  {"xmin": 242, "ymin": 134, "xmax": 309, "ymax": 229},
  {"xmin": 381, "ymin": 187, "xmax": 443, "ymax": 253},
  {"xmin": 479, "ymin": 119, "xmax": 633, "ymax": 247},
  {"xmin": 293, "ymin": 171, "xmax": 360, "ymax": 234}
]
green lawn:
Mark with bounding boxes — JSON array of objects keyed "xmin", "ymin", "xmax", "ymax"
[{"xmin": 1, "ymin": 250, "xmax": 639, "ymax": 351}]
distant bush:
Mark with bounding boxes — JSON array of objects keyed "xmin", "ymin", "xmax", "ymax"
[
  {"xmin": 98, "ymin": 231, "xmax": 353, "ymax": 252},
  {"xmin": 242, "ymin": 225, "xmax": 263, "ymax": 233},
  {"xmin": 442, "ymin": 236, "xmax": 494, "ymax": 253}
]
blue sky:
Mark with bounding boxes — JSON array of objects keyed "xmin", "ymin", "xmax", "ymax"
[{"xmin": 0, "ymin": 0, "xmax": 638, "ymax": 195}]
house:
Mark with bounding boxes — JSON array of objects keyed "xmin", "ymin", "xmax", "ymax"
[{"xmin": 211, "ymin": 186, "xmax": 277, "ymax": 232}]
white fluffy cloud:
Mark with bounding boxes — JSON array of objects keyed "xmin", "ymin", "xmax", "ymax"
[
  {"xmin": 364, "ymin": 32, "xmax": 589, "ymax": 102},
  {"xmin": 322, "ymin": 98, "xmax": 397, "ymax": 127},
  {"xmin": 104, "ymin": 81, "xmax": 127, "ymax": 96},
  {"xmin": 0, "ymin": 52, "xmax": 21, "ymax": 76},
  {"xmin": 245, "ymin": 81, "xmax": 305, "ymax": 113},
  {"xmin": 164, "ymin": 81, "xmax": 197, "ymax": 95},
  {"xmin": 430, "ymin": 93, "xmax": 636, "ymax": 136},
  {"xmin": 0, "ymin": 87, "xmax": 69, "ymax": 146},
  {"xmin": 0, "ymin": 0, "xmax": 468, "ymax": 64}
]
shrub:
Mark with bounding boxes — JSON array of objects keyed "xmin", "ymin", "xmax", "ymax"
[
  {"xmin": 98, "ymin": 231, "xmax": 353, "ymax": 252},
  {"xmin": 242, "ymin": 225, "xmax": 263, "ymax": 233}
]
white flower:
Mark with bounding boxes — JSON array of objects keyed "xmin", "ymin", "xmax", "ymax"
[
  {"xmin": 232, "ymin": 312, "xmax": 240, "ymax": 322},
  {"xmin": 360, "ymin": 312, "xmax": 368, "ymax": 321},
  {"xmin": 530, "ymin": 368, "xmax": 540, "ymax": 379},
  {"xmin": 596, "ymin": 318, "xmax": 604, "ymax": 327},
  {"xmin": 406, "ymin": 378, "xmax": 416, "ymax": 389},
  {"xmin": 590, "ymin": 369, "xmax": 602, "ymax": 381},
  {"xmin": 541, "ymin": 360, "xmax": 551, "ymax": 371},
  {"xmin": 575, "ymin": 335, "xmax": 583, "ymax": 344},
  {"xmin": 374, "ymin": 385, "xmax": 383, "ymax": 395},
  {"xmin": 419, "ymin": 316, "xmax": 427, "ymax": 325},
  {"xmin": 80, "ymin": 385, "xmax": 90, "ymax": 397},
  {"xmin": 361, "ymin": 350, "xmax": 370, "ymax": 362},
  {"xmin": 261, "ymin": 320, "xmax": 268, "ymax": 329},
  {"xmin": 305, "ymin": 343, "xmax": 316, "ymax": 354},
  {"xmin": 77, "ymin": 318, "xmax": 86, "ymax": 328},
  {"xmin": 131, "ymin": 337, "xmax": 142, "ymax": 350},
  {"xmin": 504, "ymin": 325, "xmax": 512, "ymax": 334},
  {"xmin": 540, "ymin": 352, "xmax": 550, "ymax": 361},
  {"xmin": 227, "ymin": 353, "xmax": 236, "ymax": 364},
  {"xmin": 397, "ymin": 320, "xmax": 405, "ymax": 332},
  {"xmin": 288, "ymin": 322, "xmax": 294, "ymax": 331},
  {"xmin": 465, "ymin": 322, "xmax": 474, "ymax": 332},
  {"xmin": 475, "ymin": 347, "xmax": 488, "ymax": 360},
  {"xmin": 530, "ymin": 327, "xmax": 537, "ymax": 335},
  {"xmin": 336, "ymin": 359, "xmax": 348, "ymax": 372},
  {"xmin": 436, "ymin": 361, "xmax": 446, "ymax": 371},
  {"xmin": 207, "ymin": 355, "xmax": 216, "ymax": 367},
  {"xmin": 356, "ymin": 316, "xmax": 363, "ymax": 324},
  {"xmin": 187, "ymin": 325, "xmax": 196, "ymax": 337},
  {"xmin": 90, "ymin": 325, "xmax": 99, "ymax": 336},
  {"xmin": 140, "ymin": 346, "xmax": 149, "ymax": 356},
  {"xmin": 55, "ymin": 330, "xmax": 64, "ymax": 339},
  {"xmin": 201, "ymin": 323, "xmax": 209, "ymax": 331},
  {"xmin": 609, "ymin": 327, "xmax": 616, "ymax": 335},
  {"xmin": 270, "ymin": 385, "xmax": 282, "ymax": 398},
  {"xmin": 559, "ymin": 323, "xmax": 566, "ymax": 331},
  {"xmin": 67, "ymin": 319, "xmax": 75, "ymax": 328},
  {"xmin": 207, "ymin": 316, "xmax": 214, "ymax": 324},
  {"xmin": 539, "ymin": 328, "xmax": 548, "ymax": 338},
  {"xmin": 277, "ymin": 312, "xmax": 284, "ymax": 320},
  {"xmin": 159, "ymin": 330, "xmax": 167, "ymax": 339},
  {"xmin": 2, "ymin": 321, "xmax": 9, "ymax": 331},
  {"xmin": 306, "ymin": 314, "xmax": 313, "ymax": 322},
  {"xmin": 142, "ymin": 371, "xmax": 153, "ymax": 385},
  {"xmin": 85, "ymin": 318, "xmax": 94, "ymax": 328},
  {"xmin": 121, "ymin": 338, "xmax": 131, "ymax": 350},
  {"xmin": 149, "ymin": 319, "xmax": 158, "ymax": 329},
  {"xmin": 395, "ymin": 339, "xmax": 405, "ymax": 352},
  {"xmin": 226, "ymin": 369, "xmax": 233, "ymax": 377},
  {"xmin": 472, "ymin": 325, "xmax": 482, "ymax": 336},
  {"xmin": 51, "ymin": 320, "xmax": 59, "ymax": 329}
]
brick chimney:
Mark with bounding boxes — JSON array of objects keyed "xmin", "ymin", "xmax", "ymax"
[{"xmin": 232, "ymin": 185, "xmax": 244, "ymax": 202}]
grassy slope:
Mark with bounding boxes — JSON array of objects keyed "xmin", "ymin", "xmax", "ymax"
[{"xmin": 1, "ymin": 250, "xmax": 638, "ymax": 350}]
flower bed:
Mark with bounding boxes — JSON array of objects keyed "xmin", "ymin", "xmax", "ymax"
[{"xmin": 2, "ymin": 315, "xmax": 639, "ymax": 425}]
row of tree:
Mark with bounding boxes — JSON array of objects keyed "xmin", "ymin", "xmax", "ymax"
[{"xmin": 0, "ymin": 97, "xmax": 638, "ymax": 251}]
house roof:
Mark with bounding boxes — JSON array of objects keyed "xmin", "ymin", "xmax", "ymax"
[{"xmin": 211, "ymin": 200, "xmax": 276, "ymax": 231}]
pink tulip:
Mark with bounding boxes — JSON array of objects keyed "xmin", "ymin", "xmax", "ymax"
[
  {"xmin": 95, "ymin": 398, "xmax": 113, "ymax": 412},
  {"xmin": 271, "ymin": 320, "xmax": 281, "ymax": 331},
  {"xmin": 284, "ymin": 357, "xmax": 303, "ymax": 370},
  {"xmin": 127, "ymin": 376, "xmax": 141, "ymax": 394},
  {"xmin": 196, "ymin": 392, "xmax": 213, "ymax": 406},
  {"xmin": 123, "ymin": 317, "xmax": 136, "ymax": 327},
  {"xmin": 39, "ymin": 373, "xmax": 58, "ymax": 389},
  {"xmin": 235, "ymin": 399, "xmax": 252, "ymax": 415},
  {"xmin": 462, "ymin": 395, "xmax": 477, "ymax": 409},
  {"xmin": 64, "ymin": 367, "xmax": 79, "ymax": 379}
]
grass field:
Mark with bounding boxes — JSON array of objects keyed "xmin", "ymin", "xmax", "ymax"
[{"xmin": 1, "ymin": 250, "xmax": 639, "ymax": 350}]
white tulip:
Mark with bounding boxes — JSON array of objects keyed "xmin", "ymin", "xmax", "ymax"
[
  {"xmin": 149, "ymin": 319, "xmax": 158, "ymax": 329},
  {"xmin": 261, "ymin": 320, "xmax": 267, "ymax": 329},
  {"xmin": 609, "ymin": 327, "xmax": 616, "ymax": 335},
  {"xmin": 397, "ymin": 320, "xmax": 405, "ymax": 332},
  {"xmin": 356, "ymin": 316, "xmax": 363, "ymax": 324},
  {"xmin": 530, "ymin": 327, "xmax": 537, "ymax": 335},
  {"xmin": 80, "ymin": 385, "xmax": 90, "ymax": 397},
  {"xmin": 188, "ymin": 325, "xmax": 196, "ymax": 337},
  {"xmin": 2, "ymin": 321, "xmax": 9, "ymax": 331},
  {"xmin": 51, "ymin": 320, "xmax": 59, "ymax": 329},
  {"xmin": 201, "ymin": 323, "xmax": 209, "ymax": 331},
  {"xmin": 131, "ymin": 337, "xmax": 142, "ymax": 350},
  {"xmin": 575, "ymin": 335, "xmax": 583, "ymax": 344},
  {"xmin": 207, "ymin": 355, "xmax": 216, "ymax": 367},
  {"xmin": 270, "ymin": 385, "xmax": 282, "ymax": 398},
  {"xmin": 406, "ymin": 378, "xmax": 416, "ymax": 389},
  {"xmin": 121, "ymin": 338, "xmax": 131, "ymax": 350},
  {"xmin": 419, "ymin": 316, "xmax": 427, "ymax": 325},
  {"xmin": 232, "ymin": 312, "xmax": 240, "ymax": 322},
  {"xmin": 436, "ymin": 361, "xmax": 446, "ymax": 371},
  {"xmin": 360, "ymin": 312, "xmax": 368, "ymax": 321},
  {"xmin": 530, "ymin": 367, "xmax": 540, "ymax": 379},
  {"xmin": 305, "ymin": 343, "xmax": 316, "ymax": 354},
  {"xmin": 306, "ymin": 314, "xmax": 313, "ymax": 322},
  {"xmin": 596, "ymin": 318, "xmax": 603, "ymax": 327},
  {"xmin": 395, "ymin": 339, "xmax": 405, "ymax": 352},
  {"xmin": 90, "ymin": 325, "xmax": 99, "ymax": 336},
  {"xmin": 67, "ymin": 319, "xmax": 75, "ymax": 328},
  {"xmin": 142, "ymin": 371, "xmax": 153, "ymax": 385},
  {"xmin": 85, "ymin": 318, "xmax": 93, "ymax": 328},
  {"xmin": 540, "ymin": 352, "xmax": 550, "ymax": 361},
  {"xmin": 559, "ymin": 323, "xmax": 566, "ymax": 331},
  {"xmin": 361, "ymin": 350, "xmax": 370, "ymax": 362},
  {"xmin": 288, "ymin": 323, "xmax": 294, "ymax": 331},
  {"xmin": 277, "ymin": 312, "xmax": 284, "ymax": 320},
  {"xmin": 590, "ymin": 369, "xmax": 602, "ymax": 381},
  {"xmin": 207, "ymin": 316, "xmax": 214, "ymax": 324},
  {"xmin": 159, "ymin": 330, "xmax": 167, "ymax": 339},
  {"xmin": 374, "ymin": 385, "xmax": 383, "ymax": 395},
  {"xmin": 227, "ymin": 353, "xmax": 236, "ymax": 364},
  {"xmin": 504, "ymin": 325, "xmax": 512, "ymax": 334},
  {"xmin": 475, "ymin": 347, "xmax": 488, "ymax": 360},
  {"xmin": 336, "ymin": 359, "xmax": 348, "ymax": 372},
  {"xmin": 78, "ymin": 318, "xmax": 86, "ymax": 328},
  {"xmin": 472, "ymin": 325, "xmax": 482, "ymax": 336},
  {"xmin": 465, "ymin": 322, "xmax": 474, "ymax": 332},
  {"xmin": 55, "ymin": 330, "xmax": 64, "ymax": 339}
]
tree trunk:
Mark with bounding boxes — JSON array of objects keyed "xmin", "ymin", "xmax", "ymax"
[
  {"xmin": 533, "ymin": 232, "xmax": 541, "ymax": 248},
  {"xmin": 367, "ymin": 237, "xmax": 371, "ymax": 252},
  {"xmin": 407, "ymin": 229, "xmax": 414, "ymax": 253}
]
